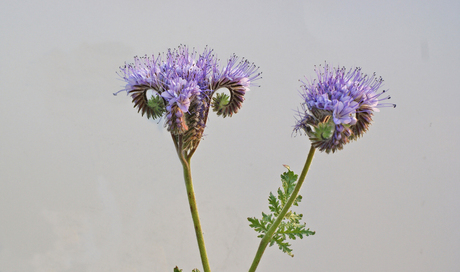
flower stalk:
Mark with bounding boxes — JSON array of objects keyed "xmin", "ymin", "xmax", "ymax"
[
  {"xmin": 176, "ymin": 147, "xmax": 211, "ymax": 272},
  {"xmin": 248, "ymin": 144, "xmax": 316, "ymax": 272}
]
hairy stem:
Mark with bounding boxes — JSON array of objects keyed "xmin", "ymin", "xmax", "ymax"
[
  {"xmin": 176, "ymin": 141, "xmax": 211, "ymax": 272},
  {"xmin": 248, "ymin": 144, "xmax": 316, "ymax": 272}
]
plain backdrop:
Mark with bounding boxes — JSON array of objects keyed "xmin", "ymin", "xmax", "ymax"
[{"xmin": 1, "ymin": 0, "xmax": 459, "ymax": 271}]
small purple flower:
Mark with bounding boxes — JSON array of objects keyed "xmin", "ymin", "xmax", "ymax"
[
  {"xmin": 294, "ymin": 64, "xmax": 395, "ymax": 153},
  {"xmin": 115, "ymin": 45, "xmax": 261, "ymax": 150},
  {"xmin": 161, "ymin": 77, "xmax": 200, "ymax": 112}
]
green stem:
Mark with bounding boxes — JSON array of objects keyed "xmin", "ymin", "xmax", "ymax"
[
  {"xmin": 248, "ymin": 144, "xmax": 316, "ymax": 272},
  {"xmin": 177, "ymin": 145, "xmax": 212, "ymax": 272}
]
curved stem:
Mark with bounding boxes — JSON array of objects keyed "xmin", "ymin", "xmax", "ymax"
[
  {"xmin": 176, "ymin": 140, "xmax": 211, "ymax": 272},
  {"xmin": 248, "ymin": 144, "xmax": 316, "ymax": 272}
]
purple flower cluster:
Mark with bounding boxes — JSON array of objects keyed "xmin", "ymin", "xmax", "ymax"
[
  {"xmin": 294, "ymin": 64, "xmax": 395, "ymax": 153},
  {"xmin": 115, "ymin": 45, "xmax": 260, "ymax": 150}
]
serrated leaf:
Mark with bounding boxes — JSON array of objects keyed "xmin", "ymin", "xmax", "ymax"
[
  {"xmin": 248, "ymin": 217, "xmax": 266, "ymax": 234},
  {"xmin": 192, "ymin": 269, "xmax": 201, "ymax": 272},
  {"xmin": 268, "ymin": 192, "xmax": 281, "ymax": 215},
  {"xmin": 277, "ymin": 188, "xmax": 286, "ymax": 207},
  {"xmin": 272, "ymin": 234, "xmax": 294, "ymax": 257},
  {"xmin": 261, "ymin": 212, "xmax": 273, "ymax": 223},
  {"xmin": 293, "ymin": 195, "xmax": 302, "ymax": 206},
  {"xmin": 173, "ymin": 266, "xmax": 183, "ymax": 272},
  {"xmin": 249, "ymin": 166, "xmax": 315, "ymax": 257}
]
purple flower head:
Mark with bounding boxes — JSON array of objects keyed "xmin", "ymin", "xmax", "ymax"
[
  {"xmin": 161, "ymin": 76, "xmax": 200, "ymax": 112},
  {"xmin": 294, "ymin": 64, "xmax": 395, "ymax": 153},
  {"xmin": 115, "ymin": 45, "xmax": 261, "ymax": 151}
]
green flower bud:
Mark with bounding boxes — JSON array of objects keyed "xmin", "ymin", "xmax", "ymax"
[{"xmin": 146, "ymin": 94, "xmax": 166, "ymax": 120}]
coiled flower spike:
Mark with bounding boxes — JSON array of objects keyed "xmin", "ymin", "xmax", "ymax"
[
  {"xmin": 294, "ymin": 64, "xmax": 395, "ymax": 153},
  {"xmin": 115, "ymin": 45, "xmax": 261, "ymax": 153}
]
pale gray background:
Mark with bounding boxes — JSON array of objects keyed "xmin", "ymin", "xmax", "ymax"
[{"xmin": 1, "ymin": 0, "xmax": 459, "ymax": 271}]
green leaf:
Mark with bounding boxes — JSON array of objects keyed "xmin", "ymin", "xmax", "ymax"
[
  {"xmin": 272, "ymin": 234, "xmax": 294, "ymax": 257},
  {"xmin": 268, "ymin": 192, "xmax": 281, "ymax": 216},
  {"xmin": 174, "ymin": 266, "xmax": 200, "ymax": 272},
  {"xmin": 248, "ymin": 166, "xmax": 315, "ymax": 257},
  {"xmin": 293, "ymin": 195, "xmax": 302, "ymax": 206}
]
